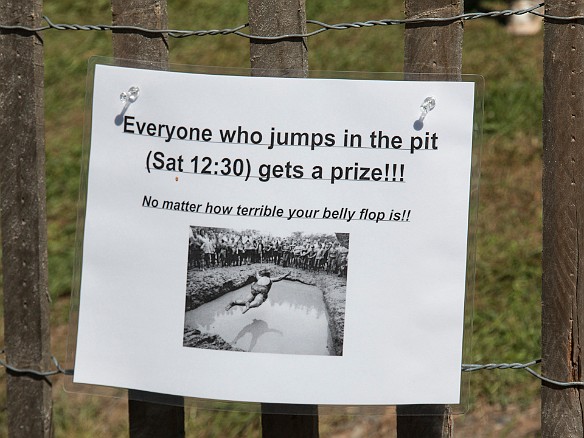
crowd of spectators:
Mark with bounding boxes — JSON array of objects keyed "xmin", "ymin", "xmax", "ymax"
[{"xmin": 188, "ymin": 228, "xmax": 349, "ymax": 277}]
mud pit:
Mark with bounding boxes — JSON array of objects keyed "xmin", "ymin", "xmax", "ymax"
[
  {"xmin": 183, "ymin": 264, "xmax": 345, "ymax": 356},
  {"xmin": 185, "ymin": 280, "xmax": 333, "ymax": 355}
]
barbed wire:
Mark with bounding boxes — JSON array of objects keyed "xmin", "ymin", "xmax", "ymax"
[
  {"xmin": 1, "ymin": 3, "xmax": 581, "ymax": 42},
  {"xmin": 1, "ymin": 353, "xmax": 583, "ymax": 388}
]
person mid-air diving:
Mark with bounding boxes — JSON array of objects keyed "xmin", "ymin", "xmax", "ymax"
[{"xmin": 225, "ymin": 270, "xmax": 291, "ymax": 314}]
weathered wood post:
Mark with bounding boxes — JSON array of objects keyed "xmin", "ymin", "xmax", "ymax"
[
  {"xmin": 109, "ymin": 1, "xmax": 184, "ymax": 436},
  {"xmin": 396, "ymin": 1, "xmax": 463, "ymax": 437},
  {"xmin": 111, "ymin": 0, "xmax": 169, "ymax": 67},
  {"xmin": 542, "ymin": 1, "xmax": 584, "ymax": 436},
  {"xmin": 403, "ymin": 0, "xmax": 463, "ymax": 78},
  {"xmin": 246, "ymin": 0, "xmax": 317, "ymax": 436},
  {"xmin": 248, "ymin": 0, "xmax": 308, "ymax": 78},
  {"xmin": 0, "ymin": 0, "xmax": 53, "ymax": 436},
  {"xmin": 261, "ymin": 403, "xmax": 318, "ymax": 438}
]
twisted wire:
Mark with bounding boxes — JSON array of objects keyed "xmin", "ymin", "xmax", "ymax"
[
  {"xmin": 1, "ymin": 3, "xmax": 579, "ymax": 42},
  {"xmin": 1, "ymin": 354, "xmax": 583, "ymax": 388}
]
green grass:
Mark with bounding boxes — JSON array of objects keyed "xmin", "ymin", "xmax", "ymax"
[{"xmin": 0, "ymin": 0, "xmax": 545, "ymax": 435}]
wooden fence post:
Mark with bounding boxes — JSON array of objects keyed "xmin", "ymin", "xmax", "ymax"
[
  {"xmin": 247, "ymin": 0, "xmax": 316, "ymax": 436},
  {"xmin": 403, "ymin": 0, "xmax": 463, "ymax": 78},
  {"xmin": 261, "ymin": 404, "xmax": 318, "ymax": 438},
  {"xmin": 397, "ymin": 1, "xmax": 463, "ymax": 437},
  {"xmin": 248, "ymin": 0, "xmax": 308, "ymax": 77},
  {"xmin": 0, "ymin": 1, "xmax": 53, "ymax": 437},
  {"xmin": 109, "ymin": 1, "xmax": 184, "ymax": 436},
  {"xmin": 111, "ymin": 0, "xmax": 169, "ymax": 68},
  {"xmin": 128, "ymin": 391, "xmax": 185, "ymax": 438},
  {"xmin": 542, "ymin": 1, "xmax": 584, "ymax": 437}
]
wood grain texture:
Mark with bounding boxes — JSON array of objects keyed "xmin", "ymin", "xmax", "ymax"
[
  {"xmin": 404, "ymin": 0, "xmax": 463, "ymax": 78},
  {"xmin": 0, "ymin": 0, "xmax": 53, "ymax": 436},
  {"xmin": 247, "ymin": 0, "xmax": 315, "ymax": 435},
  {"xmin": 110, "ymin": 1, "xmax": 183, "ymax": 436},
  {"xmin": 397, "ymin": 1, "xmax": 463, "ymax": 437},
  {"xmin": 111, "ymin": 0, "xmax": 168, "ymax": 67},
  {"xmin": 248, "ymin": 0, "xmax": 308, "ymax": 77},
  {"xmin": 396, "ymin": 405, "xmax": 453, "ymax": 438},
  {"xmin": 542, "ymin": 1, "xmax": 584, "ymax": 437}
]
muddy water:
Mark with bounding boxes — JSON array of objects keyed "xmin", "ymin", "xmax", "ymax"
[{"xmin": 184, "ymin": 280, "xmax": 333, "ymax": 356}]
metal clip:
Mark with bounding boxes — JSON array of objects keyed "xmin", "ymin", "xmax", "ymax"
[
  {"xmin": 115, "ymin": 86, "xmax": 140, "ymax": 126},
  {"xmin": 414, "ymin": 96, "xmax": 436, "ymax": 131}
]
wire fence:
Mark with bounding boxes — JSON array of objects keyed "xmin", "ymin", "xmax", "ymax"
[
  {"xmin": 0, "ymin": 0, "xmax": 573, "ymax": 404},
  {"xmin": 1, "ymin": 3, "xmax": 580, "ymax": 42},
  {"xmin": 0, "ymin": 353, "xmax": 73, "ymax": 377},
  {"xmin": 1, "ymin": 353, "xmax": 582, "ymax": 388}
]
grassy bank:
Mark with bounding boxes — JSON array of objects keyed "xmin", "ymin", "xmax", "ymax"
[{"xmin": 0, "ymin": 0, "xmax": 544, "ymax": 435}]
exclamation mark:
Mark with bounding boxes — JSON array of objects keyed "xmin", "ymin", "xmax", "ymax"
[
  {"xmin": 387, "ymin": 164, "xmax": 405, "ymax": 182},
  {"xmin": 404, "ymin": 210, "xmax": 411, "ymax": 221}
]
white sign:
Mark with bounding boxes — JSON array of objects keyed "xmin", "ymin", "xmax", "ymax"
[{"xmin": 72, "ymin": 62, "xmax": 477, "ymax": 405}]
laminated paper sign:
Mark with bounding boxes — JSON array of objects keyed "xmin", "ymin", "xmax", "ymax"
[{"xmin": 72, "ymin": 61, "xmax": 479, "ymax": 405}]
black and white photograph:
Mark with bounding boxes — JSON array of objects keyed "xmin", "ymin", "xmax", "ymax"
[{"xmin": 183, "ymin": 226, "xmax": 349, "ymax": 356}]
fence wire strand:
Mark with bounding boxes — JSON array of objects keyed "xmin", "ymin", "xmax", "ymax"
[
  {"xmin": 0, "ymin": 354, "xmax": 583, "ymax": 388},
  {"xmin": 0, "ymin": 352, "xmax": 73, "ymax": 377},
  {"xmin": 2, "ymin": 3, "xmax": 582, "ymax": 42},
  {"xmin": 462, "ymin": 360, "xmax": 584, "ymax": 388},
  {"xmin": 0, "ymin": 0, "xmax": 581, "ymax": 395}
]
